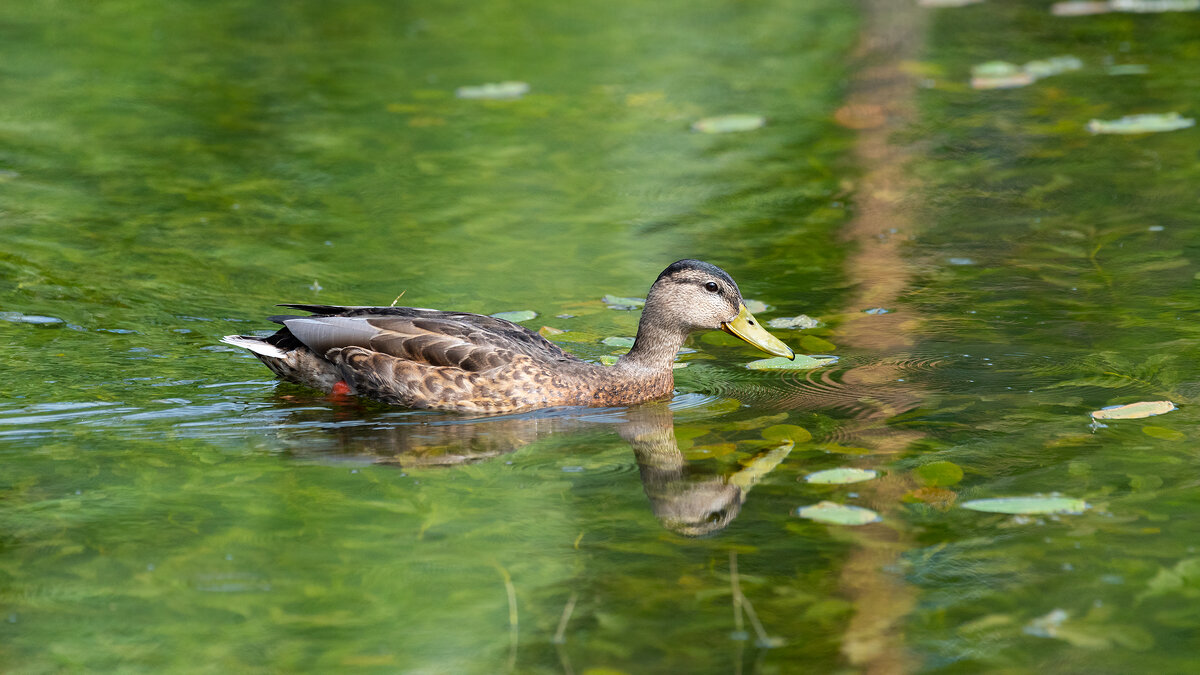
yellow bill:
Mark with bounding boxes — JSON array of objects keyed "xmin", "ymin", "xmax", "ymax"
[{"xmin": 721, "ymin": 303, "xmax": 795, "ymax": 359}]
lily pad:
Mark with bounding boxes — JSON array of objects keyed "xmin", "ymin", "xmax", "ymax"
[
  {"xmin": 863, "ymin": 307, "xmax": 890, "ymax": 315},
  {"xmin": 767, "ymin": 315, "xmax": 820, "ymax": 329},
  {"xmin": 1087, "ymin": 113, "xmax": 1195, "ymax": 134},
  {"xmin": 455, "ymin": 81, "xmax": 530, "ymax": 100},
  {"xmin": 1111, "ymin": 0, "xmax": 1200, "ymax": 11},
  {"xmin": 1052, "ymin": 0, "xmax": 1112, "ymax": 15},
  {"xmin": 762, "ymin": 424, "xmax": 812, "ymax": 444},
  {"xmin": 1023, "ymin": 55, "xmax": 1082, "ymax": 79},
  {"xmin": 490, "ymin": 310, "xmax": 537, "ymax": 322},
  {"xmin": 601, "ymin": 336, "xmax": 636, "ymax": 348},
  {"xmin": 746, "ymin": 355, "xmax": 837, "ymax": 370},
  {"xmin": 743, "ymin": 299, "xmax": 771, "ymax": 314},
  {"xmin": 796, "ymin": 502, "xmax": 881, "ymax": 526},
  {"xmin": 538, "ymin": 326, "xmax": 565, "ymax": 337},
  {"xmin": 804, "ymin": 468, "xmax": 878, "ymax": 484},
  {"xmin": 601, "ymin": 294, "xmax": 645, "ymax": 310},
  {"xmin": 691, "ymin": 114, "xmax": 766, "ymax": 134},
  {"xmin": 915, "ymin": 460, "xmax": 964, "ymax": 487},
  {"xmin": 961, "ymin": 495, "xmax": 1089, "ymax": 515},
  {"xmin": 0, "ymin": 312, "xmax": 64, "ymax": 325},
  {"xmin": 1090, "ymin": 400, "xmax": 1176, "ymax": 420}
]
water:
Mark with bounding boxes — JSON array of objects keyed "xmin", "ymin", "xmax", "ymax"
[{"xmin": 3, "ymin": 0, "xmax": 1200, "ymax": 672}]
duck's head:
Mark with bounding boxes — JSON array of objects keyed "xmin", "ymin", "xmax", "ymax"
[{"xmin": 646, "ymin": 259, "xmax": 795, "ymax": 359}]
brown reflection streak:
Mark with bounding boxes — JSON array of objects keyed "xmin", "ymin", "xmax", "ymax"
[{"xmin": 832, "ymin": 0, "xmax": 926, "ymax": 672}]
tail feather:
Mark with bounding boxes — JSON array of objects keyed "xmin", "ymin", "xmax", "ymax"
[{"xmin": 220, "ymin": 335, "xmax": 288, "ymax": 359}]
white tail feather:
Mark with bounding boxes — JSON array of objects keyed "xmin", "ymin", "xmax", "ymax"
[{"xmin": 221, "ymin": 335, "xmax": 287, "ymax": 359}]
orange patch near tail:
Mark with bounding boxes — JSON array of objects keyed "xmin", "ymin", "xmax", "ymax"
[{"xmin": 330, "ymin": 380, "xmax": 352, "ymax": 397}]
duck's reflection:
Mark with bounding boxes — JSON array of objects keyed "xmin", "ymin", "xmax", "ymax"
[{"xmin": 281, "ymin": 401, "xmax": 791, "ymax": 536}]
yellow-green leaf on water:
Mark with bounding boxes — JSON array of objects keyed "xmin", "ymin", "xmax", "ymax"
[
  {"xmin": 1087, "ymin": 113, "xmax": 1195, "ymax": 134},
  {"xmin": 1090, "ymin": 400, "xmax": 1176, "ymax": 420},
  {"xmin": 1143, "ymin": 425, "xmax": 1185, "ymax": 441},
  {"xmin": 691, "ymin": 114, "xmax": 766, "ymax": 134},
  {"xmin": 796, "ymin": 501, "xmax": 881, "ymax": 526},
  {"xmin": 804, "ymin": 467, "xmax": 878, "ymax": 484},
  {"xmin": 490, "ymin": 310, "xmax": 537, "ymax": 322},
  {"xmin": 599, "ymin": 355, "xmax": 619, "ymax": 366},
  {"xmin": 601, "ymin": 336, "xmax": 636, "ymax": 348},
  {"xmin": 601, "ymin": 294, "xmax": 645, "ymax": 309},
  {"xmin": 961, "ymin": 495, "xmax": 1089, "ymax": 515},
  {"xmin": 743, "ymin": 299, "xmax": 771, "ymax": 314},
  {"xmin": 799, "ymin": 335, "xmax": 837, "ymax": 352},
  {"xmin": 767, "ymin": 315, "xmax": 820, "ymax": 329},
  {"xmin": 455, "ymin": 81, "xmax": 530, "ymax": 99},
  {"xmin": 762, "ymin": 424, "xmax": 812, "ymax": 444},
  {"xmin": 538, "ymin": 325, "xmax": 565, "ymax": 337},
  {"xmin": 746, "ymin": 355, "xmax": 837, "ymax": 370},
  {"xmin": 915, "ymin": 460, "xmax": 964, "ymax": 487}
]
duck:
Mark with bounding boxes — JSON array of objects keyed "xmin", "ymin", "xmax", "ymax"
[{"xmin": 221, "ymin": 259, "xmax": 795, "ymax": 414}]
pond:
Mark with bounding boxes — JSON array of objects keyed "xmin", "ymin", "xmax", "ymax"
[{"xmin": 2, "ymin": 0, "xmax": 1199, "ymax": 672}]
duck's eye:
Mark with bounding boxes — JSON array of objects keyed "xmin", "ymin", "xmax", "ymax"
[{"xmin": 704, "ymin": 281, "xmax": 719, "ymax": 293}]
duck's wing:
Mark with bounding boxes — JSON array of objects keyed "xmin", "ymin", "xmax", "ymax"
[{"xmin": 275, "ymin": 305, "xmax": 580, "ymax": 369}]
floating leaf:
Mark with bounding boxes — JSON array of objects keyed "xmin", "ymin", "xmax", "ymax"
[
  {"xmin": 691, "ymin": 114, "xmax": 766, "ymax": 134},
  {"xmin": 915, "ymin": 461, "xmax": 964, "ymax": 487},
  {"xmin": 804, "ymin": 468, "xmax": 878, "ymax": 484},
  {"xmin": 538, "ymin": 325, "xmax": 565, "ymax": 337},
  {"xmin": 0, "ymin": 312, "xmax": 64, "ymax": 325},
  {"xmin": 599, "ymin": 355, "xmax": 620, "ymax": 366},
  {"xmin": 1052, "ymin": 0, "xmax": 1112, "ymax": 14},
  {"xmin": 961, "ymin": 495, "xmax": 1089, "ymax": 515},
  {"xmin": 490, "ymin": 310, "xmax": 537, "ymax": 322},
  {"xmin": 863, "ymin": 307, "xmax": 890, "ymax": 315},
  {"xmin": 767, "ymin": 315, "xmax": 820, "ymax": 329},
  {"xmin": 743, "ymin": 299, "xmax": 771, "ymax": 314},
  {"xmin": 796, "ymin": 502, "xmax": 881, "ymax": 526},
  {"xmin": 762, "ymin": 424, "xmax": 812, "ymax": 444},
  {"xmin": 1090, "ymin": 400, "xmax": 1176, "ymax": 420},
  {"xmin": 970, "ymin": 61, "xmax": 1035, "ymax": 90},
  {"xmin": 918, "ymin": 0, "xmax": 984, "ymax": 6},
  {"xmin": 1143, "ymin": 425, "xmax": 1185, "ymax": 441},
  {"xmin": 1111, "ymin": 0, "xmax": 1199, "ymax": 11},
  {"xmin": 746, "ymin": 355, "xmax": 837, "ymax": 370},
  {"xmin": 455, "ymin": 81, "xmax": 530, "ymax": 100},
  {"xmin": 601, "ymin": 294, "xmax": 645, "ymax": 310},
  {"xmin": 1023, "ymin": 55, "xmax": 1083, "ymax": 79},
  {"xmin": 1087, "ymin": 113, "xmax": 1195, "ymax": 135},
  {"xmin": 601, "ymin": 336, "xmax": 636, "ymax": 348}
]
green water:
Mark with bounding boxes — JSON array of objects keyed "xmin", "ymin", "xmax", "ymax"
[{"xmin": 3, "ymin": 0, "xmax": 1200, "ymax": 672}]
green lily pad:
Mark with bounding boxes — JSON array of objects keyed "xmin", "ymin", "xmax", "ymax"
[
  {"xmin": 1087, "ymin": 113, "xmax": 1195, "ymax": 134},
  {"xmin": 455, "ymin": 81, "xmax": 530, "ymax": 100},
  {"xmin": 796, "ymin": 501, "xmax": 881, "ymax": 526},
  {"xmin": 961, "ymin": 495, "xmax": 1089, "ymax": 515},
  {"xmin": 915, "ymin": 461, "xmax": 964, "ymax": 487},
  {"xmin": 601, "ymin": 294, "xmax": 645, "ymax": 310},
  {"xmin": 490, "ymin": 310, "xmax": 537, "ymax": 322},
  {"xmin": 804, "ymin": 467, "xmax": 879, "ymax": 484},
  {"xmin": 1091, "ymin": 400, "xmax": 1176, "ymax": 420},
  {"xmin": 602, "ymin": 336, "xmax": 636, "ymax": 348},
  {"xmin": 762, "ymin": 424, "xmax": 812, "ymax": 444},
  {"xmin": 746, "ymin": 355, "xmax": 837, "ymax": 370},
  {"xmin": 767, "ymin": 315, "xmax": 821, "ymax": 329},
  {"xmin": 1023, "ymin": 55, "xmax": 1082, "ymax": 79},
  {"xmin": 691, "ymin": 114, "xmax": 766, "ymax": 134},
  {"xmin": 599, "ymin": 354, "xmax": 620, "ymax": 366}
]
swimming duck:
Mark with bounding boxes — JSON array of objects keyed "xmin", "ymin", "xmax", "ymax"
[{"xmin": 221, "ymin": 259, "xmax": 794, "ymax": 413}]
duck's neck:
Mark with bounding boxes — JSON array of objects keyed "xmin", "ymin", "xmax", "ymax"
[{"xmin": 616, "ymin": 302, "xmax": 688, "ymax": 373}]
